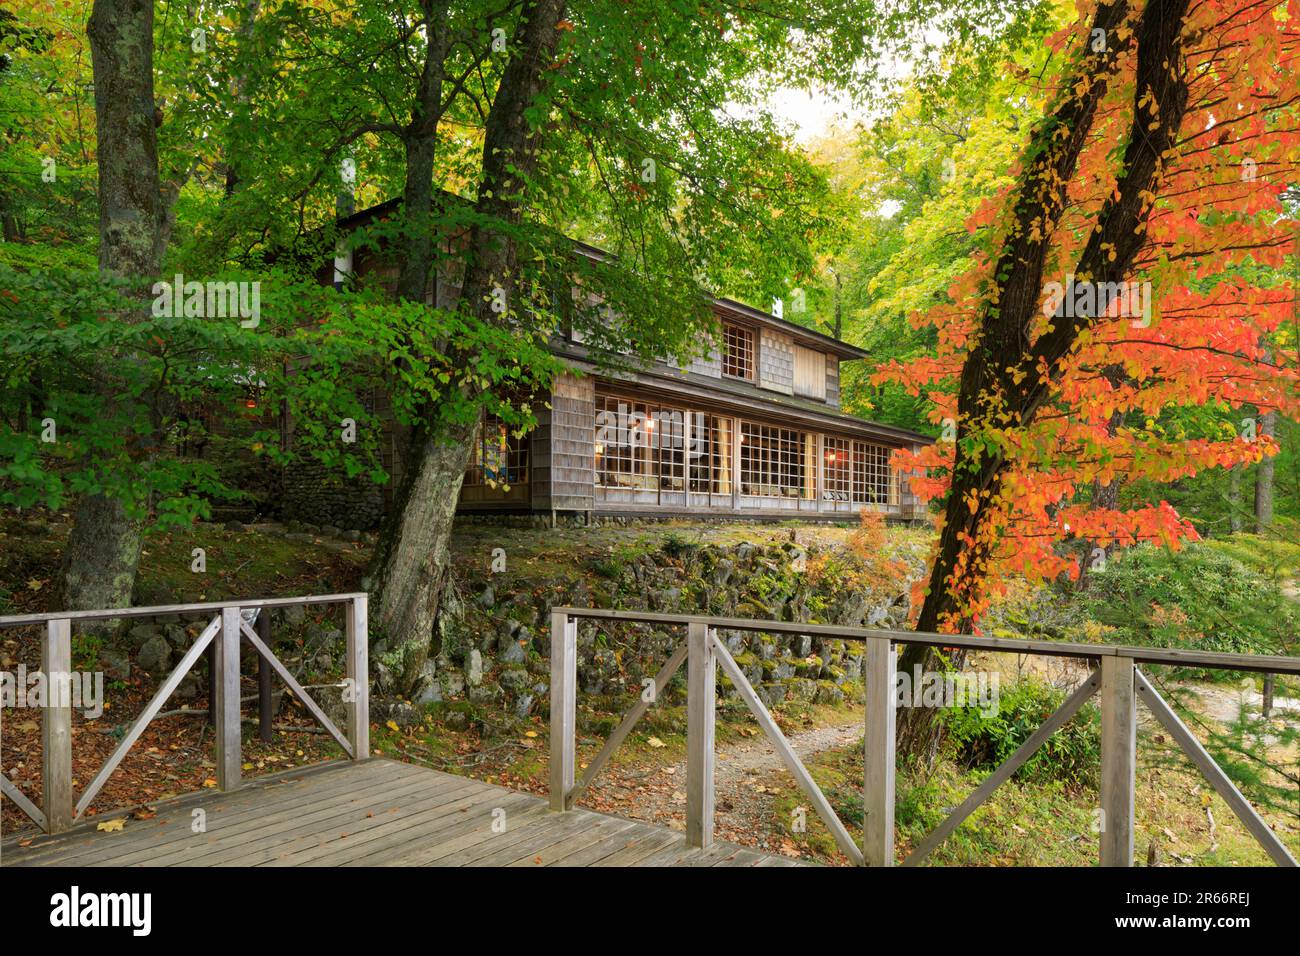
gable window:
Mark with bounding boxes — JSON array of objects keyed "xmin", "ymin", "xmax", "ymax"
[{"xmin": 721, "ymin": 323, "xmax": 755, "ymax": 381}]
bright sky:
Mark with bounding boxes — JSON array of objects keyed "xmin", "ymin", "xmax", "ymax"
[{"xmin": 763, "ymin": 86, "xmax": 871, "ymax": 144}]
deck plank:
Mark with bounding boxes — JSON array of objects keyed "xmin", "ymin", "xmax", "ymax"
[{"xmin": 1, "ymin": 760, "xmax": 811, "ymax": 868}]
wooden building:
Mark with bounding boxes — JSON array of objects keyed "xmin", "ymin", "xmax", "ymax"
[
  {"xmin": 462, "ymin": 293, "xmax": 930, "ymax": 522},
  {"xmin": 324, "ymin": 200, "xmax": 931, "ymax": 526}
]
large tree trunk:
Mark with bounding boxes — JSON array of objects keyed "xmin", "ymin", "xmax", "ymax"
[
  {"xmin": 901, "ymin": 0, "xmax": 1191, "ymax": 764},
  {"xmin": 371, "ymin": 0, "xmax": 567, "ymax": 697},
  {"xmin": 370, "ymin": 419, "xmax": 477, "ymax": 693},
  {"xmin": 1255, "ymin": 409, "xmax": 1275, "ymax": 533},
  {"xmin": 394, "ymin": 0, "xmax": 450, "ymax": 305},
  {"xmin": 62, "ymin": 0, "xmax": 165, "ymax": 615}
]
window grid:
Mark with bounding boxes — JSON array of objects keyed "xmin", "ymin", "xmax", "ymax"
[
  {"xmin": 823, "ymin": 436, "xmax": 853, "ymax": 501},
  {"xmin": 464, "ymin": 413, "xmax": 529, "ymax": 487},
  {"xmin": 593, "ymin": 391, "xmax": 896, "ymax": 508},
  {"xmin": 740, "ymin": 422, "xmax": 812, "ymax": 499},
  {"xmin": 853, "ymin": 440, "xmax": 892, "ymax": 504},
  {"xmin": 721, "ymin": 323, "xmax": 755, "ymax": 381}
]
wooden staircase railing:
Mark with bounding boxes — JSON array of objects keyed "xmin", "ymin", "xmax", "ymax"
[{"xmin": 547, "ymin": 607, "xmax": 1300, "ymax": 867}]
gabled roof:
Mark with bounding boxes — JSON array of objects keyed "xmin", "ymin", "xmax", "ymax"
[{"xmin": 334, "ymin": 199, "xmax": 869, "ymax": 361}]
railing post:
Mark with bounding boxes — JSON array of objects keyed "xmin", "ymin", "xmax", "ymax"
[
  {"xmin": 863, "ymin": 637, "xmax": 896, "ymax": 866},
  {"xmin": 215, "ymin": 607, "xmax": 243, "ymax": 791},
  {"xmin": 345, "ymin": 595, "xmax": 369, "ymax": 760},
  {"xmin": 1100, "ymin": 654, "xmax": 1136, "ymax": 867},
  {"xmin": 42, "ymin": 618, "xmax": 73, "ymax": 833},
  {"xmin": 685, "ymin": 620, "xmax": 716, "ymax": 849},
  {"xmin": 549, "ymin": 610, "xmax": 576, "ymax": 811},
  {"xmin": 256, "ymin": 609, "xmax": 273, "ymax": 743}
]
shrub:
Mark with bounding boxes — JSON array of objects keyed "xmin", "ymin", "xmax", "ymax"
[
  {"xmin": 941, "ymin": 677, "xmax": 1100, "ymax": 787},
  {"xmin": 1074, "ymin": 542, "xmax": 1298, "ymax": 675}
]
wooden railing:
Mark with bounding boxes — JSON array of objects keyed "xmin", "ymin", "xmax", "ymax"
[
  {"xmin": 548, "ymin": 607, "xmax": 1300, "ymax": 867},
  {"xmin": 0, "ymin": 593, "xmax": 369, "ymax": 834}
]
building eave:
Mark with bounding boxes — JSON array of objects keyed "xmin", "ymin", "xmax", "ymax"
[{"xmin": 553, "ymin": 344, "xmax": 933, "ymax": 447}]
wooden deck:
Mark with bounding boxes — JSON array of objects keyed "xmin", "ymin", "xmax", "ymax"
[{"xmin": 0, "ymin": 758, "xmax": 806, "ymax": 867}]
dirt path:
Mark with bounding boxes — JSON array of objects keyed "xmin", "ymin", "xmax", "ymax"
[{"xmin": 580, "ymin": 720, "xmax": 864, "ymax": 856}]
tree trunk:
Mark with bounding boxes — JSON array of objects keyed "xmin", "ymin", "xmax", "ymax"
[
  {"xmin": 370, "ymin": 0, "xmax": 567, "ymax": 696},
  {"xmin": 902, "ymin": 0, "xmax": 1191, "ymax": 764},
  {"xmin": 370, "ymin": 419, "xmax": 477, "ymax": 693},
  {"xmin": 1254, "ymin": 409, "xmax": 1275, "ymax": 533},
  {"xmin": 64, "ymin": 0, "xmax": 165, "ymax": 616},
  {"xmin": 61, "ymin": 494, "xmax": 144, "ymax": 614},
  {"xmin": 1229, "ymin": 465, "xmax": 1243, "ymax": 533}
]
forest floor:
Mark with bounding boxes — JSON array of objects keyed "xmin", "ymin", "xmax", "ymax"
[{"xmin": 2, "ymin": 510, "xmax": 1297, "ymax": 867}]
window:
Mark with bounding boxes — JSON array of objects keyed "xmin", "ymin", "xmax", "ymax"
[
  {"xmin": 852, "ymin": 440, "xmax": 892, "ymax": 504},
  {"xmin": 740, "ymin": 422, "xmax": 813, "ymax": 499},
  {"xmin": 793, "ymin": 345, "xmax": 826, "ymax": 400},
  {"xmin": 595, "ymin": 394, "xmax": 734, "ymax": 497},
  {"xmin": 687, "ymin": 413, "xmax": 734, "ymax": 494},
  {"xmin": 465, "ymin": 414, "xmax": 529, "ymax": 487},
  {"xmin": 823, "ymin": 436, "xmax": 853, "ymax": 501},
  {"xmin": 722, "ymin": 323, "xmax": 756, "ymax": 380}
]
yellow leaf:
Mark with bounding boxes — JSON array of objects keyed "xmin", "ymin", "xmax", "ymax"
[
  {"xmin": 242, "ymin": 762, "xmax": 254, "ymax": 771},
  {"xmin": 203, "ymin": 778, "xmax": 217, "ymax": 788},
  {"xmin": 96, "ymin": 818, "xmax": 126, "ymax": 833},
  {"xmin": 26, "ymin": 578, "xmax": 43, "ymax": 592},
  {"xmin": 386, "ymin": 720, "xmax": 400, "ymax": 733},
  {"xmin": 524, "ymin": 730, "xmax": 538, "ymax": 738},
  {"xmin": 647, "ymin": 736, "xmax": 666, "ymax": 748}
]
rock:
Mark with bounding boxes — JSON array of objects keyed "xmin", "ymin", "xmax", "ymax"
[
  {"xmin": 415, "ymin": 681, "xmax": 442, "ymax": 705},
  {"xmin": 466, "ymin": 650, "xmax": 483, "ymax": 687},
  {"xmin": 224, "ymin": 520, "xmax": 247, "ymax": 533},
  {"xmin": 126, "ymin": 623, "xmax": 164, "ymax": 650},
  {"xmin": 100, "ymin": 646, "xmax": 131, "ymax": 681},
  {"xmin": 477, "ymin": 585, "xmax": 496, "ymax": 609},
  {"xmin": 445, "ymin": 710, "xmax": 471, "ymax": 731},
  {"xmin": 712, "ymin": 559, "xmax": 734, "ymax": 587},
  {"xmin": 513, "ymin": 694, "xmax": 535, "ymax": 719},
  {"xmin": 757, "ymin": 682, "xmax": 788, "ymax": 708},
  {"xmin": 175, "ymin": 672, "xmax": 200, "ymax": 700},
  {"xmin": 441, "ymin": 669, "xmax": 465, "ymax": 698},
  {"xmin": 815, "ymin": 683, "xmax": 845, "ymax": 706},
  {"xmin": 791, "ymin": 634, "xmax": 813, "ymax": 658},
  {"xmin": 164, "ymin": 624, "xmax": 189, "ymax": 650},
  {"xmin": 785, "ymin": 678, "xmax": 818, "ymax": 703},
  {"xmin": 374, "ymin": 698, "xmax": 422, "ymax": 729},
  {"xmin": 321, "ymin": 525, "xmax": 342, "ymax": 537},
  {"xmin": 468, "ymin": 684, "xmax": 502, "ymax": 708},
  {"xmin": 500, "ymin": 639, "xmax": 526, "ymax": 665},
  {"xmin": 342, "ymin": 529, "xmax": 361, "ymax": 542},
  {"xmin": 499, "ymin": 667, "xmax": 529, "ymax": 693},
  {"xmin": 285, "ymin": 532, "xmax": 316, "ymax": 544},
  {"xmin": 137, "ymin": 635, "xmax": 172, "ymax": 676}
]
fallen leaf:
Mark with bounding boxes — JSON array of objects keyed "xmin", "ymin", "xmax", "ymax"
[
  {"xmin": 647, "ymin": 736, "xmax": 666, "ymax": 748},
  {"xmin": 97, "ymin": 819, "xmax": 126, "ymax": 833}
]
